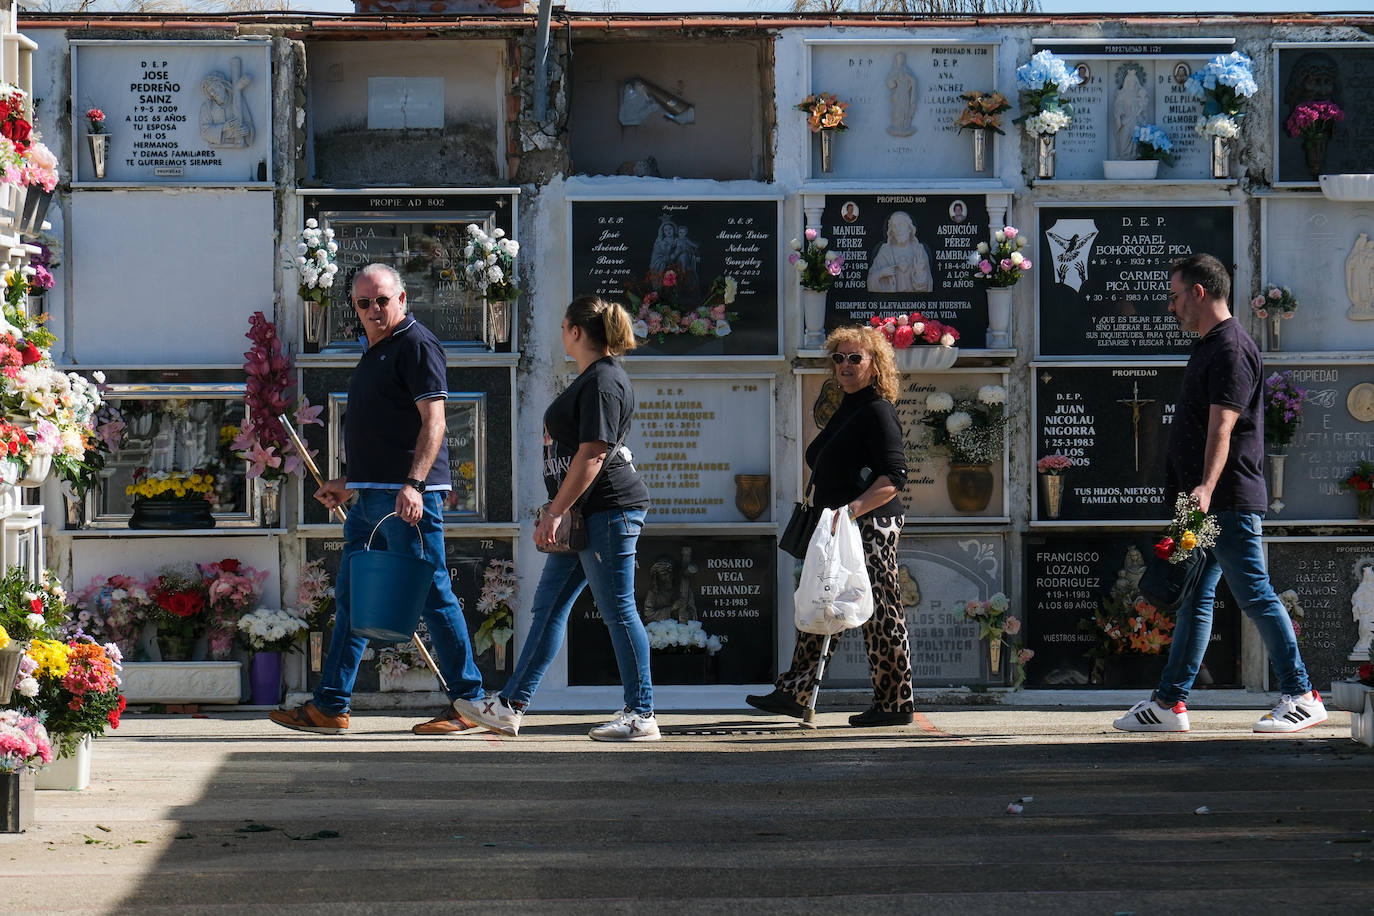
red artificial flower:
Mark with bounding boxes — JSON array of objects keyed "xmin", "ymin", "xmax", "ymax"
[
  {"xmin": 108, "ymin": 695, "xmax": 127, "ymax": 729},
  {"xmin": 219, "ymin": 558, "xmax": 241, "ymax": 573},
  {"xmin": 893, "ymin": 325, "xmax": 915, "ymax": 348},
  {"xmin": 18, "ymin": 344, "xmax": 41, "ymax": 365},
  {"xmin": 1359, "ymin": 480, "xmax": 1372, "ymax": 492},
  {"xmin": 1154, "ymin": 537, "xmax": 1175, "ymax": 560},
  {"xmin": 29, "ymin": 596, "xmax": 42, "ymax": 614},
  {"xmin": 160, "ymin": 589, "xmax": 205, "ymax": 618},
  {"xmin": 1358, "ymin": 662, "xmax": 1374, "ymax": 685}
]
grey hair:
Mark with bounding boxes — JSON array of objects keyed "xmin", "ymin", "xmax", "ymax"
[{"xmin": 351, "ymin": 263, "xmax": 407, "ymax": 312}]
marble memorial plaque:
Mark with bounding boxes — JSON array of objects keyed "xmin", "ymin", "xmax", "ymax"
[
  {"xmin": 1036, "ymin": 204, "xmax": 1234, "ymax": 357},
  {"xmin": 72, "ymin": 41, "xmax": 273, "ymax": 183},
  {"xmin": 807, "ymin": 43, "xmax": 997, "ymax": 179},
  {"xmin": 629, "ymin": 377, "xmax": 773, "ymax": 524},
  {"xmin": 825, "ymin": 533, "xmax": 1002, "ymax": 687},
  {"xmin": 566, "ymin": 535, "xmax": 777, "ymax": 686},
  {"xmin": 801, "ymin": 369, "xmax": 1007, "ymax": 520},
  {"xmin": 1024, "ymin": 533, "xmax": 1240, "ymax": 688},
  {"xmin": 1033, "ymin": 365, "xmax": 1185, "ymax": 522},
  {"xmin": 819, "ymin": 194, "xmax": 989, "ymax": 345},
  {"xmin": 570, "ymin": 199, "xmax": 780, "ymax": 357},
  {"xmin": 1262, "ymin": 198, "xmax": 1374, "ymax": 352},
  {"xmin": 1265, "ymin": 540, "xmax": 1369, "ymax": 692}
]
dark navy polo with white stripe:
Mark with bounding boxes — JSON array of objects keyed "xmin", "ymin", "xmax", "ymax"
[{"xmin": 344, "ymin": 315, "xmax": 451, "ymax": 492}]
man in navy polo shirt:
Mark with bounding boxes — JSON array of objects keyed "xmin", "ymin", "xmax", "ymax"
[
  {"xmin": 1113, "ymin": 253, "xmax": 1327, "ymax": 735},
  {"xmin": 270, "ymin": 263, "xmax": 486, "ymax": 736}
]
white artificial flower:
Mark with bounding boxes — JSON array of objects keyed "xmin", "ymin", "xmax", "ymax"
[
  {"xmin": 926, "ymin": 392, "xmax": 954, "ymax": 412},
  {"xmin": 939, "ymin": 332, "xmax": 956, "ymax": 347},
  {"xmin": 305, "ymin": 218, "xmax": 318, "ymax": 229},
  {"xmin": 978, "ymin": 385, "xmax": 1007, "ymax": 406},
  {"xmin": 816, "ymin": 237, "xmax": 828, "ymax": 250},
  {"xmin": 632, "ymin": 319, "xmax": 649, "ymax": 339},
  {"xmin": 946, "ymin": 411, "xmax": 973, "ymax": 434}
]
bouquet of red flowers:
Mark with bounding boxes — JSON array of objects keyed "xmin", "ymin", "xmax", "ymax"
[
  {"xmin": 151, "ymin": 565, "xmax": 208, "ymax": 656},
  {"xmin": 202, "ymin": 558, "xmax": 267, "ymax": 660},
  {"xmin": 868, "ymin": 312, "xmax": 959, "ymax": 349}
]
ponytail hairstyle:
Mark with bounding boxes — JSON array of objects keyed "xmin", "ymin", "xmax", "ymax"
[{"xmin": 565, "ymin": 295, "xmax": 638, "ymax": 357}]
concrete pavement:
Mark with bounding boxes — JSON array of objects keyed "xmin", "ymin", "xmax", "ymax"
[{"xmin": 3, "ymin": 704, "xmax": 1371, "ymax": 914}]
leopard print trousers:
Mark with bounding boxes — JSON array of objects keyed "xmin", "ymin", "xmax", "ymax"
[{"xmin": 775, "ymin": 515, "xmax": 914, "ymax": 712}]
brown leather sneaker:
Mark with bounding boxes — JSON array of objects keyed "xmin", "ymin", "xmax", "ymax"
[
  {"xmin": 411, "ymin": 707, "xmax": 485, "ymax": 736},
  {"xmin": 269, "ymin": 702, "xmax": 349, "ymax": 735}
]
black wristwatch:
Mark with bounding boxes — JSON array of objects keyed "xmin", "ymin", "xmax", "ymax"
[{"xmin": 403, "ymin": 477, "xmax": 426, "ymax": 493}]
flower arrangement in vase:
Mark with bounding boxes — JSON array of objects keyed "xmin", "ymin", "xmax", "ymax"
[
  {"xmin": 1080, "ymin": 546, "xmax": 1176, "ymax": 685},
  {"xmin": 960, "ymin": 592, "xmax": 1030, "ymax": 683},
  {"xmin": 1341, "ymin": 459, "xmax": 1374, "ymax": 521},
  {"xmin": 922, "ymin": 386, "xmax": 1009, "ymax": 466},
  {"xmin": 86, "ymin": 108, "xmax": 106, "ymax": 135},
  {"xmin": 18, "ymin": 637, "xmax": 125, "ymax": 759},
  {"xmin": 628, "ymin": 271, "xmax": 737, "ymax": 343},
  {"xmin": 1127, "ymin": 123, "xmax": 1175, "ymax": 174},
  {"xmin": 472, "ymin": 559, "xmax": 517, "ymax": 666},
  {"xmin": 1036, "ymin": 453, "xmax": 1072, "ymax": 519},
  {"xmin": 1187, "ymin": 52, "xmax": 1256, "ymax": 177},
  {"xmin": 236, "ymin": 607, "xmax": 306, "ymax": 654},
  {"xmin": 463, "ymin": 224, "xmax": 520, "ymax": 302},
  {"xmin": 70, "ymin": 574, "xmax": 152, "ymax": 660},
  {"xmin": 0, "ymin": 82, "xmax": 33, "ymax": 155},
  {"xmin": 955, "ymin": 90, "xmax": 1011, "ymax": 172},
  {"xmin": 790, "ymin": 228, "xmax": 844, "ymax": 292},
  {"xmin": 1263, "ymin": 372, "xmax": 1306, "ymax": 455},
  {"xmin": 376, "ymin": 621, "xmax": 432, "ymax": 683},
  {"xmin": 796, "ymin": 92, "xmax": 847, "ymax": 172},
  {"xmin": 1250, "ymin": 283, "xmax": 1297, "ymax": 351},
  {"xmin": 968, "ymin": 225, "xmax": 1032, "ymax": 288},
  {"xmin": 84, "ymin": 107, "xmax": 109, "ymax": 179},
  {"xmin": 0, "ymin": 709, "xmax": 53, "ymax": 774},
  {"xmin": 204, "ymin": 559, "xmax": 267, "ymax": 661},
  {"xmin": 645, "ymin": 619, "xmax": 726, "ymax": 655},
  {"xmin": 289, "ymin": 219, "xmax": 338, "ymax": 343},
  {"xmin": 1285, "ymin": 100, "xmax": 1343, "ymax": 178},
  {"xmin": 232, "ymin": 312, "xmax": 321, "ymax": 483},
  {"xmin": 867, "ymin": 312, "xmax": 959, "ymax": 371},
  {"xmin": 297, "ymin": 559, "xmax": 335, "ymax": 632},
  {"xmin": 1016, "ymin": 50, "xmax": 1080, "ymax": 135},
  {"xmin": 150, "ymin": 565, "xmax": 208, "ymax": 661}
]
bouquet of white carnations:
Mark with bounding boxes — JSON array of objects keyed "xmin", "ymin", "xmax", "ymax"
[
  {"xmin": 293, "ymin": 219, "xmax": 338, "ymax": 306},
  {"xmin": 236, "ymin": 607, "xmax": 307, "ymax": 653},
  {"xmin": 463, "ymin": 224, "xmax": 521, "ymax": 301}
]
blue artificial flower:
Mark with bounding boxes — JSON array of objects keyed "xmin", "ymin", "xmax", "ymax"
[
  {"xmin": 1132, "ymin": 124, "xmax": 1172, "ymax": 152},
  {"xmin": 1016, "ymin": 50, "xmax": 1082, "ymax": 94}
]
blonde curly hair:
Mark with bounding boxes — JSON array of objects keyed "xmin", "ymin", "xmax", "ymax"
[{"xmin": 825, "ymin": 325, "xmax": 898, "ymax": 403}]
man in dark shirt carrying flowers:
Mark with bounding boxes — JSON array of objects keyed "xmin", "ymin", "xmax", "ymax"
[{"xmin": 1113, "ymin": 253, "xmax": 1327, "ymax": 734}]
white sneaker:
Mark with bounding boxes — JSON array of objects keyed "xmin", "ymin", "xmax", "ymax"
[
  {"xmin": 1112, "ymin": 698, "xmax": 1190, "ymax": 732},
  {"xmin": 453, "ymin": 694, "xmax": 522, "ymax": 737},
  {"xmin": 1254, "ymin": 691, "xmax": 1328, "ymax": 733},
  {"xmin": 588, "ymin": 708, "xmax": 660, "ymax": 742}
]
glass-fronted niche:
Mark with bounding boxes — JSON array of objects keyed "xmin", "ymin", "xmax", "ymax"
[
  {"xmin": 81, "ymin": 369, "xmax": 254, "ymax": 529},
  {"xmin": 298, "ymin": 189, "xmax": 520, "ymax": 353},
  {"xmin": 301, "ymin": 365, "xmax": 514, "ymax": 525}
]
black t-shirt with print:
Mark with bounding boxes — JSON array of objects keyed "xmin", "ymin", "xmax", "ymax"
[
  {"xmin": 1166, "ymin": 317, "xmax": 1267, "ymax": 513},
  {"xmin": 806, "ymin": 386, "xmax": 907, "ymax": 518},
  {"xmin": 542, "ymin": 356, "xmax": 650, "ymax": 514}
]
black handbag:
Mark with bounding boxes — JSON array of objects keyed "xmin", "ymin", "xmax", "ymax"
[
  {"xmin": 778, "ymin": 484, "xmax": 821, "ymax": 559},
  {"xmin": 536, "ymin": 431, "xmax": 626, "ymax": 555},
  {"xmin": 1139, "ymin": 548, "xmax": 1208, "ymax": 612}
]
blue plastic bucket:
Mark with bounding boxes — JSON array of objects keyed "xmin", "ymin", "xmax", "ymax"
[{"xmin": 349, "ymin": 513, "xmax": 436, "ymax": 642}]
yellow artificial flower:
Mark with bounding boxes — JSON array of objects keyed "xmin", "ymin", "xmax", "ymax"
[
  {"xmin": 27, "ymin": 638, "xmax": 70, "ymax": 679},
  {"xmin": 1180, "ymin": 530, "xmax": 1198, "ymax": 551},
  {"xmin": 0, "ymin": 623, "xmax": 9, "ymax": 649}
]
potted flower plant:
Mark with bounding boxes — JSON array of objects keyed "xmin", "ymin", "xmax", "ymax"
[
  {"xmin": 645, "ymin": 619, "xmax": 727, "ymax": 685},
  {"xmin": 1, "ymin": 708, "xmax": 52, "ymax": 831},
  {"xmin": 472, "ymin": 558, "xmax": 517, "ymax": 670},
  {"xmin": 866, "ymin": 312, "xmax": 959, "ymax": 372},
  {"xmin": 955, "ymin": 90, "xmax": 1011, "ymax": 172},
  {"xmin": 84, "ymin": 107, "xmax": 109, "ymax": 179},
  {"xmin": 791, "ymin": 228, "xmax": 845, "ymax": 348},
  {"xmin": 0, "ymin": 567, "xmax": 64, "ymax": 706},
  {"xmin": 1036, "ymin": 453, "xmax": 1072, "ymax": 519},
  {"xmin": 71, "ymin": 574, "xmax": 152, "ymax": 661},
  {"xmin": 204, "ymin": 559, "xmax": 267, "ymax": 662},
  {"xmin": 290, "ymin": 219, "xmax": 338, "ymax": 345},
  {"xmin": 1015, "ymin": 50, "xmax": 1081, "ymax": 179},
  {"xmin": 296, "ymin": 559, "xmax": 335, "ymax": 674},
  {"xmin": 1262, "ymin": 371, "xmax": 1306, "ymax": 513},
  {"xmin": 1340, "ymin": 459, "xmax": 1374, "ymax": 521},
  {"xmin": 1249, "ymin": 283, "xmax": 1298, "ymax": 352},
  {"xmin": 1186, "ymin": 52, "xmax": 1257, "ymax": 178},
  {"xmin": 960, "ymin": 592, "xmax": 1013, "ymax": 674},
  {"xmin": 463, "ymin": 224, "xmax": 520, "ymax": 347},
  {"xmin": 796, "ymin": 91, "xmax": 847, "ymax": 172},
  {"xmin": 236, "ymin": 607, "xmax": 306, "ymax": 706},
  {"xmin": 18, "ymin": 636, "xmax": 125, "ymax": 789},
  {"xmin": 125, "ymin": 468, "xmax": 217, "ymax": 530},
  {"xmin": 968, "ymin": 224, "xmax": 1031, "ymax": 348},
  {"xmin": 922, "ymin": 385, "xmax": 1009, "ymax": 512},
  {"xmin": 1104, "ymin": 124, "xmax": 1174, "ymax": 180},
  {"xmin": 1286, "ymin": 100, "xmax": 1343, "ymax": 178}
]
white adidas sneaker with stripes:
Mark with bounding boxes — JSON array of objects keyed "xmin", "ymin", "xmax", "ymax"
[
  {"xmin": 1253, "ymin": 691, "xmax": 1328, "ymax": 733},
  {"xmin": 1112, "ymin": 698, "xmax": 1190, "ymax": 732}
]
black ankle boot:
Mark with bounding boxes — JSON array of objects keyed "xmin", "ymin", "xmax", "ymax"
[
  {"xmin": 745, "ymin": 689, "xmax": 806, "ymax": 719},
  {"xmin": 848, "ymin": 705, "xmax": 914, "ymax": 727}
]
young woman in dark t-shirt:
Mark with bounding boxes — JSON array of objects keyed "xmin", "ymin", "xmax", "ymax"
[{"xmin": 456, "ymin": 296, "xmax": 658, "ymax": 742}]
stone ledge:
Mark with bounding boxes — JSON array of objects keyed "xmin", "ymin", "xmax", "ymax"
[{"xmin": 121, "ymin": 662, "xmax": 241, "ymax": 705}]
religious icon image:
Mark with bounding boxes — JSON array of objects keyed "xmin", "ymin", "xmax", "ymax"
[
  {"xmin": 1283, "ymin": 50, "xmax": 1342, "ymax": 111},
  {"xmin": 949, "ymin": 200, "xmax": 968, "ymax": 224},
  {"xmin": 1045, "ymin": 218, "xmax": 1100, "ymax": 293},
  {"xmin": 886, "ymin": 52, "xmax": 918, "ymax": 138},
  {"xmin": 867, "ymin": 210, "xmax": 933, "ymax": 293},
  {"xmin": 199, "ymin": 57, "xmax": 255, "ymax": 148},
  {"xmin": 1172, "ymin": 62, "xmax": 1192, "ymax": 86},
  {"xmin": 647, "ymin": 216, "xmax": 701, "ymax": 294},
  {"xmin": 640, "ymin": 546, "xmax": 699, "ymax": 623},
  {"xmin": 1116, "ymin": 381, "xmax": 1156, "ymax": 474},
  {"xmin": 1112, "ymin": 64, "xmax": 1151, "ymax": 160},
  {"xmin": 1344, "ymin": 232, "xmax": 1374, "ymax": 320},
  {"xmin": 1351, "ymin": 559, "xmax": 1374, "ymax": 660},
  {"xmin": 842, "ymin": 201, "xmax": 860, "ymax": 223}
]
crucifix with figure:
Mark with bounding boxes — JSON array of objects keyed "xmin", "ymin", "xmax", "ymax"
[{"xmin": 1116, "ymin": 381, "xmax": 1155, "ymax": 473}]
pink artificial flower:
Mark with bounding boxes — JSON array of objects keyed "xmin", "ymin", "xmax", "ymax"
[
  {"xmin": 1003, "ymin": 226, "xmax": 1019, "ymax": 239},
  {"xmin": 1000, "ymin": 258, "xmax": 1013, "ymax": 271},
  {"xmin": 662, "ymin": 270, "xmax": 677, "ymax": 288},
  {"xmin": 245, "ymin": 441, "xmax": 283, "ymax": 478},
  {"xmin": 295, "ymin": 397, "xmax": 324, "ymax": 428},
  {"xmin": 805, "ymin": 228, "xmax": 818, "ymax": 241},
  {"xmin": 979, "ymin": 260, "xmax": 993, "ymax": 275},
  {"xmin": 827, "ymin": 259, "xmax": 843, "ymax": 276},
  {"xmin": 1019, "ymin": 259, "xmax": 1032, "ymax": 271}
]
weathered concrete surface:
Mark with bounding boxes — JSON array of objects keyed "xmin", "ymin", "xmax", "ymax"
[{"xmin": 2, "ymin": 707, "xmax": 1370, "ymax": 914}]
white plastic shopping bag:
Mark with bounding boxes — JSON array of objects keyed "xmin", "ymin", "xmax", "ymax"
[{"xmin": 793, "ymin": 508, "xmax": 875, "ymax": 636}]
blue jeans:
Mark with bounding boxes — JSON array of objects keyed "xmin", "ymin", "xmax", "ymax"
[
  {"xmin": 1154, "ymin": 511, "xmax": 1311, "ymax": 705},
  {"xmin": 314, "ymin": 489, "xmax": 484, "ymax": 714},
  {"xmin": 501, "ymin": 507, "xmax": 652, "ymax": 715}
]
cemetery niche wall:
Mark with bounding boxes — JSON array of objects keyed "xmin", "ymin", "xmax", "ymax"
[
  {"xmin": 1024, "ymin": 533, "xmax": 1240, "ymax": 689},
  {"xmin": 1265, "ymin": 539, "xmax": 1370, "ymax": 693},
  {"xmin": 813, "ymin": 193, "xmax": 991, "ymax": 345},
  {"xmin": 1036, "ymin": 203, "xmax": 1235, "ymax": 358},
  {"xmin": 1027, "ymin": 38, "xmax": 1237, "ymax": 182},
  {"xmin": 803, "ymin": 40, "xmax": 998, "ymax": 180},
  {"xmin": 569, "ymin": 197, "xmax": 780, "ymax": 357},
  {"xmin": 71, "ymin": 39, "xmax": 273, "ymax": 184},
  {"xmin": 301, "ymin": 190, "xmax": 519, "ymax": 353},
  {"xmin": 566, "ymin": 535, "xmax": 776, "ymax": 687},
  {"xmin": 1274, "ymin": 43, "xmax": 1374, "ymax": 187}
]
